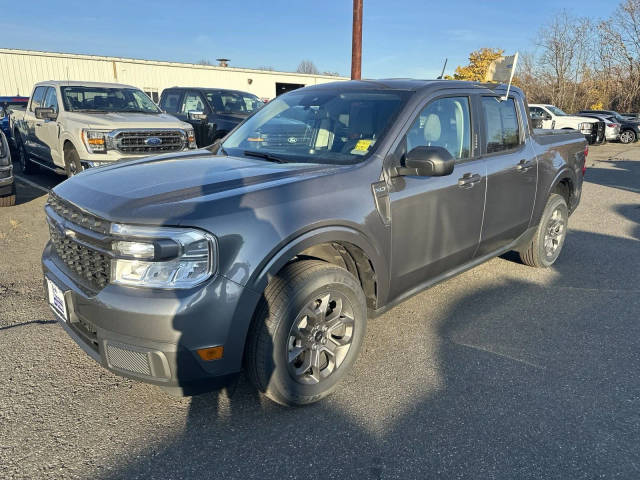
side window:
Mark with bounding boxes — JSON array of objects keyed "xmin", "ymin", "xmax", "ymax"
[
  {"xmin": 30, "ymin": 87, "xmax": 47, "ymax": 112},
  {"xmin": 180, "ymin": 92, "xmax": 206, "ymax": 114},
  {"xmin": 406, "ymin": 96, "xmax": 471, "ymax": 160},
  {"xmin": 482, "ymin": 97, "xmax": 521, "ymax": 154},
  {"xmin": 43, "ymin": 87, "xmax": 59, "ymax": 112},
  {"xmin": 161, "ymin": 91, "xmax": 182, "ymax": 113}
]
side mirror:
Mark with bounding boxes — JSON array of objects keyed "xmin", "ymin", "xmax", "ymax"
[
  {"xmin": 544, "ymin": 113, "xmax": 552, "ymax": 120},
  {"xmin": 35, "ymin": 107, "xmax": 57, "ymax": 120},
  {"xmin": 188, "ymin": 111, "xmax": 207, "ymax": 121},
  {"xmin": 398, "ymin": 146, "xmax": 455, "ymax": 177}
]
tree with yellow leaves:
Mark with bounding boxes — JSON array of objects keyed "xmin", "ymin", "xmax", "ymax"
[{"xmin": 452, "ymin": 48, "xmax": 504, "ymax": 81}]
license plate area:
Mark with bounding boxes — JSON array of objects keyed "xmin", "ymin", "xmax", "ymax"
[{"xmin": 46, "ymin": 277, "xmax": 68, "ymax": 322}]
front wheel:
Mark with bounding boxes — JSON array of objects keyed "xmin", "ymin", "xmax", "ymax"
[
  {"xmin": 245, "ymin": 260, "xmax": 367, "ymax": 406},
  {"xmin": 16, "ymin": 136, "xmax": 36, "ymax": 175},
  {"xmin": 64, "ymin": 145, "xmax": 83, "ymax": 177},
  {"xmin": 519, "ymin": 193, "xmax": 569, "ymax": 268},
  {"xmin": 619, "ymin": 129, "xmax": 636, "ymax": 144}
]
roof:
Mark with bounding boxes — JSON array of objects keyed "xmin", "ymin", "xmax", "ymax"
[
  {"xmin": 301, "ymin": 78, "xmax": 520, "ymax": 94},
  {"xmin": 165, "ymin": 87, "xmax": 257, "ymax": 96},
  {"xmin": 34, "ymin": 80, "xmax": 138, "ymax": 89}
]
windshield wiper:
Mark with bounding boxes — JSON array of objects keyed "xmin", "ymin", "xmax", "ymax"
[
  {"xmin": 113, "ymin": 110, "xmax": 158, "ymax": 114},
  {"xmin": 243, "ymin": 150, "xmax": 287, "ymax": 163}
]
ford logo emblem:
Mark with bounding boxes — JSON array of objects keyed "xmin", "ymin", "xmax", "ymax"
[{"xmin": 145, "ymin": 137, "xmax": 162, "ymax": 146}]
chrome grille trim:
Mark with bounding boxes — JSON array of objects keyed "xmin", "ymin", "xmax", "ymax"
[{"xmin": 107, "ymin": 129, "xmax": 186, "ymax": 154}]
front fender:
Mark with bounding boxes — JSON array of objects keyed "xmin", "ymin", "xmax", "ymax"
[{"xmin": 247, "ymin": 225, "xmax": 389, "ymax": 301}]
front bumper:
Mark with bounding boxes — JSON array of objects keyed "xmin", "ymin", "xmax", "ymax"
[{"xmin": 42, "ymin": 243, "xmax": 260, "ymax": 394}]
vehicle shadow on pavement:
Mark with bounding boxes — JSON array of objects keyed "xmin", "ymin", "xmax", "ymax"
[
  {"xmin": 585, "ymin": 158, "xmax": 640, "ymax": 194},
  {"xmin": 100, "ymin": 228, "xmax": 640, "ymax": 479}
]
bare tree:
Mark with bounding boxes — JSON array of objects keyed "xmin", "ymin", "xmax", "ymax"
[
  {"xmin": 197, "ymin": 59, "xmax": 214, "ymax": 66},
  {"xmin": 296, "ymin": 60, "xmax": 319, "ymax": 75}
]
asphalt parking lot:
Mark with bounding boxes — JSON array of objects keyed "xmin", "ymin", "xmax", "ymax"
[{"xmin": 1, "ymin": 143, "xmax": 639, "ymax": 480}]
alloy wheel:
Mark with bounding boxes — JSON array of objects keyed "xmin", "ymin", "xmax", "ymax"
[
  {"xmin": 543, "ymin": 207, "xmax": 566, "ymax": 261},
  {"xmin": 287, "ymin": 292, "xmax": 355, "ymax": 385}
]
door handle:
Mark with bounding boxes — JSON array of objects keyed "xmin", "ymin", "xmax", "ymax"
[
  {"xmin": 458, "ymin": 172, "xmax": 482, "ymax": 188},
  {"xmin": 516, "ymin": 159, "xmax": 534, "ymax": 172},
  {"xmin": 35, "ymin": 122, "xmax": 42, "ymax": 127}
]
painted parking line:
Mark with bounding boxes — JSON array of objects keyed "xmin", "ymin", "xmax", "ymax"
[{"xmin": 13, "ymin": 174, "xmax": 52, "ymax": 194}]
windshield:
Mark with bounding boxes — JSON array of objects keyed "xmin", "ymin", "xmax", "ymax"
[
  {"xmin": 206, "ymin": 91, "xmax": 264, "ymax": 115},
  {"xmin": 547, "ymin": 105, "xmax": 567, "ymax": 116},
  {"xmin": 222, "ymin": 89, "xmax": 409, "ymax": 165},
  {"xmin": 60, "ymin": 86, "xmax": 161, "ymax": 113}
]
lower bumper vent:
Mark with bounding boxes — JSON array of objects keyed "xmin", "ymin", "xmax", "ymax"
[{"xmin": 106, "ymin": 344, "xmax": 152, "ymax": 376}]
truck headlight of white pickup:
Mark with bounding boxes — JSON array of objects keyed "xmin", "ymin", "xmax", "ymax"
[
  {"xmin": 109, "ymin": 224, "xmax": 217, "ymax": 288},
  {"xmin": 186, "ymin": 129, "xmax": 197, "ymax": 149},
  {"xmin": 578, "ymin": 122, "xmax": 592, "ymax": 132},
  {"xmin": 82, "ymin": 129, "xmax": 110, "ymax": 154}
]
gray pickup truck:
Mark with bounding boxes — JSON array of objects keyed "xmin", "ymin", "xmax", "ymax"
[{"xmin": 42, "ymin": 80, "xmax": 587, "ymax": 406}]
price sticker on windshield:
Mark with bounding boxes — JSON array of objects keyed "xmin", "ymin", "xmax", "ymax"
[{"xmin": 351, "ymin": 139, "xmax": 374, "ymax": 155}]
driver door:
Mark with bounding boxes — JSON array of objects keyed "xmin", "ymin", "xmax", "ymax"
[{"xmin": 387, "ymin": 94, "xmax": 487, "ymax": 299}]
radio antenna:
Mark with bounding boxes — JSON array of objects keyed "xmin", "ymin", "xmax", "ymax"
[{"xmin": 437, "ymin": 58, "xmax": 448, "ymax": 79}]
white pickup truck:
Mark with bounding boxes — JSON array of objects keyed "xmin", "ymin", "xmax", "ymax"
[
  {"xmin": 529, "ymin": 104, "xmax": 604, "ymax": 144},
  {"xmin": 10, "ymin": 81, "xmax": 197, "ymax": 176}
]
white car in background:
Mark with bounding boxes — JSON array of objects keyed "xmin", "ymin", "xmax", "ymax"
[{"xmin": 529, "ymin": 104, "xmax": 604, "ymax": 144}]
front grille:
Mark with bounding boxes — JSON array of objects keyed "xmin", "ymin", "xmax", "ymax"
[
  {"xmin": 47, "ymin": 193, "xmax": 110, "ymax": 234},
  {"xmin": 106, "ymin": 344, "xmax": 152, "ymax": 376},
  {"xmin": 113, "ymin": 130, "xmax": 185, "ymax": 154},
  {"xmin": 48, "ymin": 222, "xmax": 111, "ymax": 290}
]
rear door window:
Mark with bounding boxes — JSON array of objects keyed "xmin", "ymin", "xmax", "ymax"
[
  {"xmin": 481, "ymin": 97, "xmax": 521, "ymax": 153},
  {"xmin": 30, "ymin": 87, "xmax": 47, "ymax": 112}
]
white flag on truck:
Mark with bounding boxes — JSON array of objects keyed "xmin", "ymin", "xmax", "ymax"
[{"xmin": 484, "ymin": 52, "xmax": 519, "ymax": 100}]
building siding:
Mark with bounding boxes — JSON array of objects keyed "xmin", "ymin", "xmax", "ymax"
[{"xmin": 0, "ymin": 48, "xmax": 347, "ymax": 99}]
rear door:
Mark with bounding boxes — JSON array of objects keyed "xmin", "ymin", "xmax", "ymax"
[
  {"xmin": 34, "ymin": 87, "xmax": 61, "ymax": 165},
  {"xmin": 475, "ymin": 95, "xmax": 537, "ymax": 257},
  {"xmin": 388, "ymin": 93, "xmax": 486, "ymax": 299}
]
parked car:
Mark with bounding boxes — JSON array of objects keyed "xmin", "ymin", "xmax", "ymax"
[
  {"xmin": 0, "ymin": 96, "xmax": 28, "ymax": 144},
  {"xmin": 620, "ymin": 112, "xmax": 640, "ymax": 120},
  {"xmin": 10, "ymin": 81, "xmax": 197, "ymax": 177},
  {"xmin": 0, "ymin": 131, "xmax": 14, "ymax": 206},
  {"xmin": 42, "ymin": 80, "xmax": 587, "ymax": 406},
  {"xmin": 576, "ymin": 112, "xmax": 621, "ymax": 142},
  {"xmin": 529, "ymin": 104, "xmax": 604, "ymax": 144},
  {"xmin": 578, "ymin": 109, "xmax": 640, "ymax": 144},
  {"xmin": 159, "ymin": 87, "xmax": 264, "ymax": 147}
]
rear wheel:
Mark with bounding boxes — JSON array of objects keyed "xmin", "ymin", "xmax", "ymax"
[
  {"xmin": 620, "ymin": 129, "xmax": 636, "ymax": 144},
  {"xmin": 245, "ymin": 260, "xmax": 367, "ymax": 406},
  {"xmin": 64, "ymin": 145, "xmax": 83, "ymax": 177},
  {"xmin": 16, "ymin": 136, "xmax": 36, "ymax": 174},
  {"xmin": 519, "ymin": 194, "xmax": 568, "ymax": 268}
]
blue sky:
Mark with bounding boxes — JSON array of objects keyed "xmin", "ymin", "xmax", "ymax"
[{"xmin": 1, "ymin": 0, "xmax": 618, "ymax": 78}]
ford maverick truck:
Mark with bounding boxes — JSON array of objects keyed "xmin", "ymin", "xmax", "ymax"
[
  {"xmin": 529, "ymin": 103, "xmax": 604, "ymax": 144},
  {"xmin": 159, "ymin": 87, "xmax": 264, "ymax": 147},
  {"xmin": 10, "ymin": 81, "xmax": 197, "ymax": 177},
  {"xmin": 42, "ymin": 80, "xmax": 587, "ymax": 406}
]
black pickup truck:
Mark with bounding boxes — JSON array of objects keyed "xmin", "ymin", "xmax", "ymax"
[
  {"xmin": 42, "ymin": 80, "xmax": 587, "ymax": 406},
  {"xmin": 159, "ymin": 87, "xmax": 264, "ymax": 147}
]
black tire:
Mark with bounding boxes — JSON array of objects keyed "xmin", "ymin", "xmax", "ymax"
[
  {"xmin": 0, "ymin": 183, "xmax": 16, "ymax": 207},
  {"xmin": 519, "ymin": 193, "xmax": 569, "ymax": 268},
  {"xmin": 619, "ymin": 129, "xmax": 636, "ymax": 144},
  {"xmin": 16, "ymin": 135, "xmax": 36, "ymax": 175},
  {"xmin": 64, "ymin": 145, "xmax": 83, "ymax": 177},
  {"xmin": 245, "ymin": 260, "xmax": 367, "ymax": 406}
]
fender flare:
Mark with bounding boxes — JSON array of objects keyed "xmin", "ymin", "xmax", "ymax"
[{"xmin": 248, "ymin": 225, "xmax": 389, "ymax": 304}]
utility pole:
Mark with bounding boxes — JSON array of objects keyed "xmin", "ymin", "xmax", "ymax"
[{"xmin": 351, "ymin": 0, "xmax": 363, "ymax": 80}]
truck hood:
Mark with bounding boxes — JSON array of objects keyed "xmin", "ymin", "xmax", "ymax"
[
  {"xmin": 564, "ymin": 115, "xmax": 598, "ymax": 123},
  {"xmin": 53, "ymin": 150, "xmax": 342, "ymax": 224},
  {"xmin": 67, "ymin": 111, "xmax": 190, "ymax": 130}
]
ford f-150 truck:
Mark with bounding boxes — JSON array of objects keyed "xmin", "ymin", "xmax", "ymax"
[
  {"xmin": 11, "ymin": 81, "xmax": 197, "ymax": 177},
  {"xmin": 529, "ymin": 104, "xmax": 604, "ymax": 144},
  {"xmin": 42, "ymin": 80, "xmax": 587, "ymax": 406},
  {"xmin": 159, "ymin": 87, "xmax": 264, "ymax": 147}
]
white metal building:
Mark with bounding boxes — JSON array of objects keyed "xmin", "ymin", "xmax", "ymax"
[{"xmin": 0, "ymin": 48, "xmax": 347, "ymax": 101}]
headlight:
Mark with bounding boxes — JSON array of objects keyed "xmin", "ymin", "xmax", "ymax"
[
  {"xmin": 82, "ymin": 129, "xmax": 110, "ymax": 154},
  {"xmin": 578, "ymin": 122, "xmax": 592, "ymax": 130},
  {"xmin": 186, "ymin": 129, "xmax": 197, "ymax": 149},
  {"xmin": 109, "ymin": 223, "xmax": 217, "ymax": 288}
]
